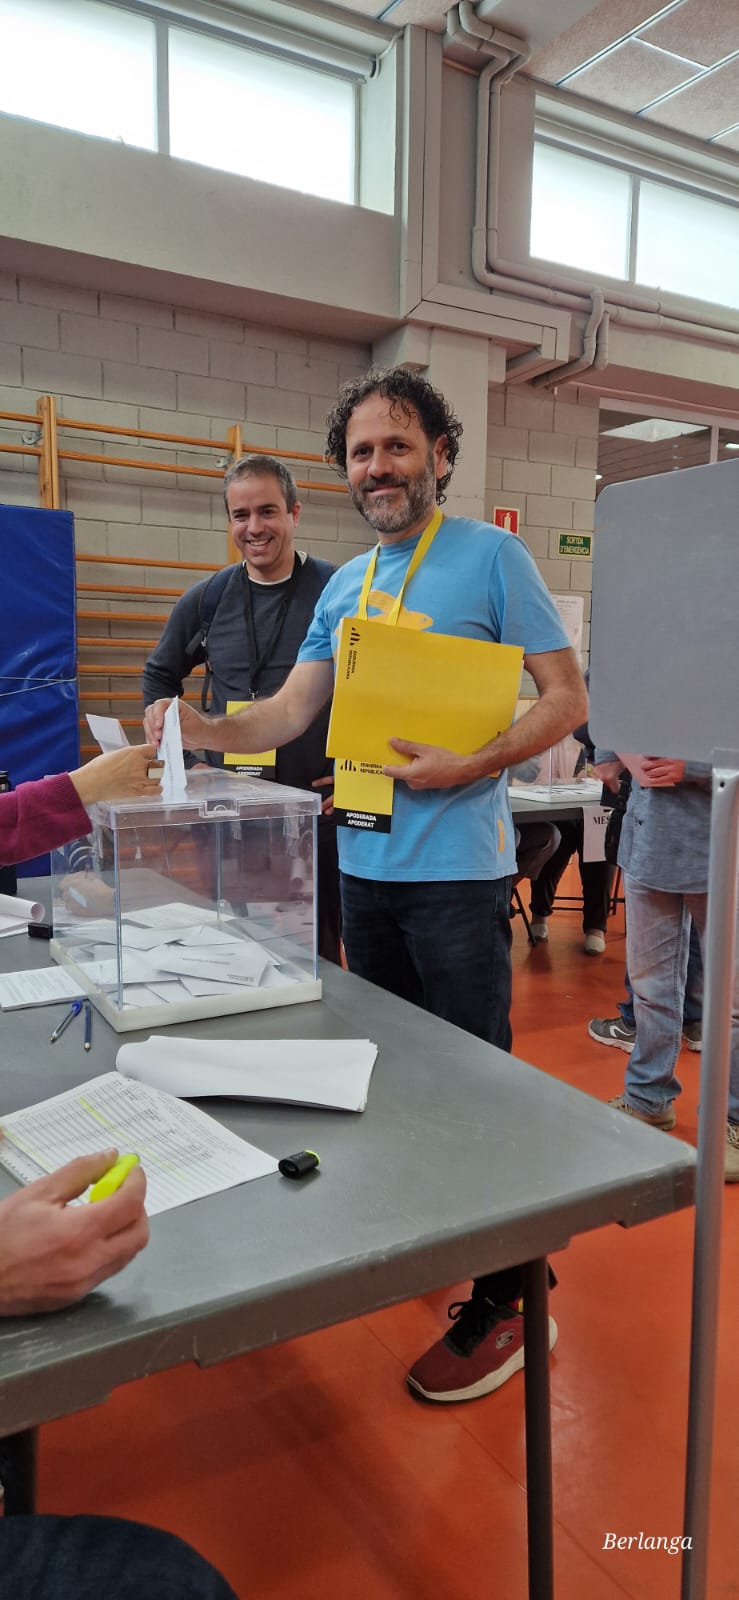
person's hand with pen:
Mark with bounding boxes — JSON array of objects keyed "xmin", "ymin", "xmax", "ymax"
[{"xmin": 0, "ymin": 1144, "xmax": 148, "ymax": 1316}]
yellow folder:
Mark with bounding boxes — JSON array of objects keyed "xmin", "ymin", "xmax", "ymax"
[{"xmin": 327, "ymin": 617, "xmax": 523, "ymax": 766}]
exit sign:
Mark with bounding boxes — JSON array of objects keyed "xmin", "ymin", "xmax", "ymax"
[{"xmin": 558, "ymin": 532, "xmax": 592, "ymax": 559}]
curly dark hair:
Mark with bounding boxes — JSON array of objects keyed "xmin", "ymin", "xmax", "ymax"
[{"xmin": 325, "ymin": 366, "xmax": 463, "ymax": 503}]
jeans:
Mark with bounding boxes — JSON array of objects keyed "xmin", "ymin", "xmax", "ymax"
[
  {"xmin": 529, "ymin": 818, "xmax": 614, "ymax": 932},
  {"xmin": 340, "ymin": 873, "xmax": 513, "ymax": 1051},
  {"xmin": 618, "ymin": 917, "xmax": 703, "ymax": 1029},
  {"xmin": 340, "ymin": 873, "xmax": 524, "ymax": 1305},
  {"xmin": 624, "ymin": 876, "xmax": 739, "ymax": 1122},
  {"xmin": 0, "ymin": 1516, "xmax": 238, "ymax": 1600}
]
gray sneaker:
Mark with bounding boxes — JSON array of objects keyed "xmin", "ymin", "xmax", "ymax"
[
  {"xmin": 726, "ymin": 1125, "xmax": 739, "ymax": 1183},
  {"xmin": 609, "ymin": 1093, "xmax": 677, "ymax": 1131},
  {"xmin": 682, "ymin": 1021, "xmax": 702, "ymax": 1052},
  {"xmin": 588, "ymin": 1016, "xmax": 636, "ymax": 1053}
]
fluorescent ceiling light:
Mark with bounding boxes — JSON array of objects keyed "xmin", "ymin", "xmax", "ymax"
[
  {"xmin": 601, "ymin": 420, "xmax": 706, "ymax": 442},
  {"xmin": 723, "ymin": 441, "xmax": 739, "ymax": 450}
]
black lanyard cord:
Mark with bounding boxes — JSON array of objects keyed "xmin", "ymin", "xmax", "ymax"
[{"xmin": 241, "ymin": 555, "xmax": 303, "ymax": 697}]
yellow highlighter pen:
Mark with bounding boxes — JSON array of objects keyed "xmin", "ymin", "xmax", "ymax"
[{"xmin": 88, "ymin": 1152, "xmax": 140, "ymax": 1203}]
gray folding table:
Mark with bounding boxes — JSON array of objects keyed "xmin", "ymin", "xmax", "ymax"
[{"xmin": 0, "ymin": 898, "xmax": 695, "ymax": 1599}]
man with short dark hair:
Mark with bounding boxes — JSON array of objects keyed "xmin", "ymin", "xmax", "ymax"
[
  {"xmin": 143, "ymin": 452, "xmax": 341, "ymax": 961},
  {"xmin": 145, "ymin": 368, "xmax": 587, "ymax": 1403}
]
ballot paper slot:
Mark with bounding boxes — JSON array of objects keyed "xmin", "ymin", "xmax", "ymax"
[{"xmin": 49, "ymin": 772, "xmax": 322, "ymax": 1032}]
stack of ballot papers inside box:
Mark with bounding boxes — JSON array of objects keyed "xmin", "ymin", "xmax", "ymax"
[{"xmin": 56, "ymin": 901, "xmax": 312, "ymax": 1008}]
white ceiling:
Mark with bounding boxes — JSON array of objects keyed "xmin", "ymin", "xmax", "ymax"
[{"xmin": 321, "ymin": 1, "xmax": 739, "ymax": 147}]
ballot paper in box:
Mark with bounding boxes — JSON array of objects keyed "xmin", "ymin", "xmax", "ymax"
[{"xmin": 49, "ymin": 770, "xmax": 321, "ymax": 1032}]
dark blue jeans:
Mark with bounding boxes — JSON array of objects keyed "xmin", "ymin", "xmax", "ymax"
[
  {"xmin": 340, "ymin": 873, "xmax": 525, "ymax": 1305},
  {"xmin": 340, "ymin": 873, "xmax": 513, "ymax": 1051},
  {"xmin": 0, "ymin": 1516, "xmax": 238, "ymax": 1600}
]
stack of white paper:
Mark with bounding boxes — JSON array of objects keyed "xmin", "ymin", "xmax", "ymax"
[
  {"xmin": 0, "ymin": 1071, "xmax": 278, "ymax": 1215},
  {"xmin": 0, "ymin": 967, "xmax": 86, "ymax": 1009},
  {"xmin": 117, "ymin": 1035, "xmax": 378, "ymax": 1113},
  {"xmin": 511, "ymin": 779, "xmax": 603, "ymax": 804}
]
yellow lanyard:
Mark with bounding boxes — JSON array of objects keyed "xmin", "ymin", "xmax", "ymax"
[{"xmin": 356, "ymin": 506, "xmax": 443, "ymax": 625}]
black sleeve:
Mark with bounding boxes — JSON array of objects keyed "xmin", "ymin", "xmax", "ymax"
[
  {"xmin": 574, "ymin": 667, "xmax": 593, "ymax": 755},
  {"xmin": 573, "ymin": 717, "xmax": 594, "ymax": 755},
  {"xmin": 142, "ymin": 583, "xmax": 207, "ymax": 707}
]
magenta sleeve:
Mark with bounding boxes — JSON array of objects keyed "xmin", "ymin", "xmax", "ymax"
[{"xmin": 0, "ymin": 774, "xmax": 91, "ymax": 867}]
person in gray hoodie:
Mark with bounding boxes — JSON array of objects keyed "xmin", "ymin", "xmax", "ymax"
[{"xmin": 596, "ymin": 749, "xmax": 739, "ymax": 1181}]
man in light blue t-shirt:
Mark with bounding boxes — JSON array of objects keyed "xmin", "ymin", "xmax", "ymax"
[{"xmin": 146, "ymin": 367, "xmax": 587, "ymax": 1405}]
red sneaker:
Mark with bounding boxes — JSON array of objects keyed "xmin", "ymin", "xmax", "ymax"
[{"xmin": 407, "ymin": 1296, "xmax": 558, "ymax": 1404}]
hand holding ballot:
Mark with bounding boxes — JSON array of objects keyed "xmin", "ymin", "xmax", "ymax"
[
  {"xmin": 144, "ymin": 696, "xmax": 208, "ymax": 751},
  {"xmin": 70, "ymin": 745, "xmax": 163, "ymax": 808},
  {"xmin": 0, "ymin": 749, "xmax": 163, "ymax": 873},
  {"xmin": 0, "ymin": 1143, "xmax": 148, "ymax": 1315}
]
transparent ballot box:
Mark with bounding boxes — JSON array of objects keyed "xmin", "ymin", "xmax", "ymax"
[{"xmin": 49, "ymin": 771, "xmax": 322, "ymax": 1032}]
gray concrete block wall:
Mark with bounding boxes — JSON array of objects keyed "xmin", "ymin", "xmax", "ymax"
[
  {"xmin": 486, "ymin": 381, "xmax": 598, "ymax": 662},
  {"xmin": 0, "ymin": 272, "xmax": 371, "ymax": 735}
]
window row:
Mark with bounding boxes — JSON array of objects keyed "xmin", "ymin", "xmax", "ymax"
[
  {"xmin": 0, "ymin": 0, "xmax": 355, "ymax": 205},
  {"xmin": 531, "ymin": 140, "xmax": 739, "ymax": 313}
]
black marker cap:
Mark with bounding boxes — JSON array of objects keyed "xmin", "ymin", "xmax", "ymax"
[{"xmin": 278, "ymin": 1150, "xmax": 320, "ymax": 1179}]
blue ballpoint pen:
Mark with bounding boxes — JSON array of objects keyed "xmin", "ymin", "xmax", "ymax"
[
  {"xmin": 50, "ymin": 999, "xmax": 83, "ymax": 1044},
  {"xmin": 83, "ymin": 1002, "xmax": 92, "ymax": 1052}
]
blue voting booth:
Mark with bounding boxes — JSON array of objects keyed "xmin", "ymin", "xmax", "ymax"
[{"xmin": 0, "ymin": 505, "xmax": 79, "ymax": 876}]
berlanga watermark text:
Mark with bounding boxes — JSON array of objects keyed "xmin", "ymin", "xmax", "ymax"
[{"xmin": 603, "ymin": 1533, "xmax": 692, "ymax": 1556}]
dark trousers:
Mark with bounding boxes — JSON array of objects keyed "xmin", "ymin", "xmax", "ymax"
[
  {"xmin": 316, "ymin": 815, "xmax": 342, "ymax": 965},
  {"xmin": 340, "ymin": 873, "xmax": 522, "ymax": 1304},
  {"xmin": 340, "ymin": 873, "xmax": 513, "ymax": 1050},
  {"xmin": 0, "ymin": 1516, "xmax": 238, "ymax": 1600},
  {"xmin": 530, "ymin": 818, "xmax": 614, "ymax": 932}
]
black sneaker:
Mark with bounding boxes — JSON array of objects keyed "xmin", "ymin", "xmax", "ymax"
[
  {"xmin": 587, "ymin": 1015, "xmax": 636, "ymax": 1053},
  {"xmin": 682, "ymin": 1021, "xmax": 702, "ymax": 1052}
]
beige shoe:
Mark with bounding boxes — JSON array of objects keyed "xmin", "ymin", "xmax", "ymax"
[
  {"xmin": 584, "ymin": 929, "xmax": 606, "ymax": 955},
  {"xmin": 726, "ymin": 1124, "xmax": 739, "ymax": 1183},
  {"xmin": 530, "ymin": 919, "xmax": 549, "ymax": 943},
  {"xmin": 609, "ymin": 1093, "xmax": 676, "ymax": 1131}
]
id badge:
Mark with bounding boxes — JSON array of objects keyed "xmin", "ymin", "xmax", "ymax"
[
  {"xmin": 224, "ymin": 699, "xmax": 277, "ymax": 778},
  {"xmin": 333, "ymin": 758, "xmax": 394, "ymax": 833}
]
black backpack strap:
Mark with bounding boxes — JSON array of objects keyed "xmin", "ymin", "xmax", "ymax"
[{"xmin": 184, "ymin": 565, "xmax": 237, "ymax": 714}]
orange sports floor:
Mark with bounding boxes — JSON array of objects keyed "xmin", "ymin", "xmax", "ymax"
[{"xmin": 38, "ymin": 880, "xmax": 738, "ymax": 1599}]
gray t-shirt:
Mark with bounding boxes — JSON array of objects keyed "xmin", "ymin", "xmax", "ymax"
[{"xmin": 143, "ymin": 556, "xmax": 335, "ymax": 790}]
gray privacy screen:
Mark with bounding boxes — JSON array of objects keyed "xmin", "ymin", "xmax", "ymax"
[{"xmin": 589, "ymin": 457, "xmax": 739, "ymax": 763}]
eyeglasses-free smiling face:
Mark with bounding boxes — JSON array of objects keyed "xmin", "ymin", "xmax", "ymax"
[
  {"xmin": 344, "ymin": 394, "xmax": 448, "ymax": 544},
  {"xmin": 226, "ymin": 472, "xmax": 300, "ymax": 581}
]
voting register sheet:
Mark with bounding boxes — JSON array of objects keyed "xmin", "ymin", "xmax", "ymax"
[{"xmin": 0, "ymin": 1072, "xmax": 278, "ymax": 1214}]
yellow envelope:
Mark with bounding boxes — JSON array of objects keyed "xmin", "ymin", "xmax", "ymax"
[{"xmin": 327, "ymin": 618, "xmax": 523, "ymax": 765}]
